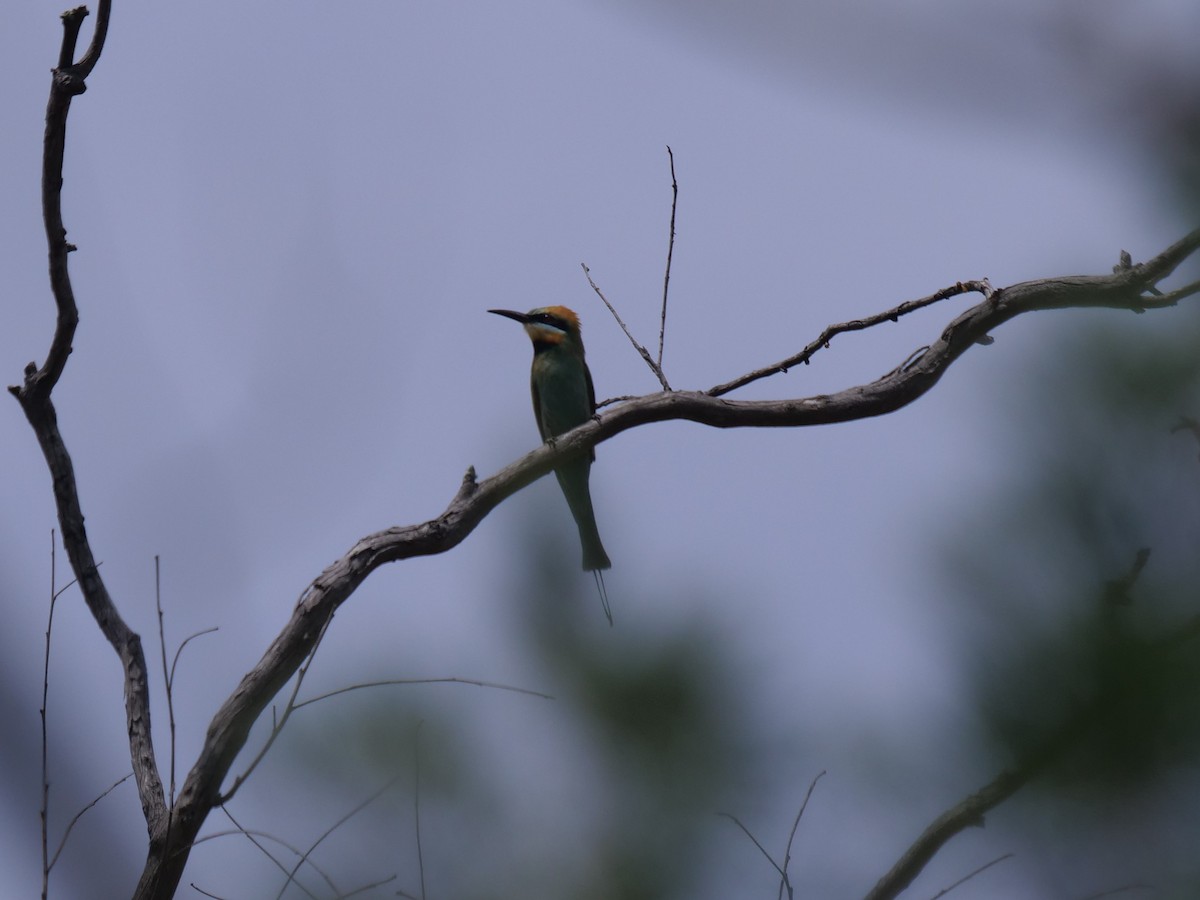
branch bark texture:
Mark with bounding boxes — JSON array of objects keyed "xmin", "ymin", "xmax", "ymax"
[{"xmin": 13, "ymin": 0, "xmax": 170, "ymax": 849}]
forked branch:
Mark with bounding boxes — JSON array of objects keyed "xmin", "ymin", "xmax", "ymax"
[{"xmin": 11, "ymin": 0, "xmax": 168, "ymax": 853}]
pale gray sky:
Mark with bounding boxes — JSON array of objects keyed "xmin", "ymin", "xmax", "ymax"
[{"xmin": 2, "ymin": 1, "xmax": 1197, "ymax": 897}]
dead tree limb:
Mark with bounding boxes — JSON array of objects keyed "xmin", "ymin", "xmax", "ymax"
[{"xmin": 11, "ymin": 0, "xmax": 169, "ymax": 852}]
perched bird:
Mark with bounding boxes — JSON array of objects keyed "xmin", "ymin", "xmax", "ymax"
[{"xmin": 488, "ymin": 305, "xmax": 613, "ymax": 623}]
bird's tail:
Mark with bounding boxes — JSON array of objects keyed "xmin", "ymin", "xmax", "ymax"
[
  {"xmin": 556, "ymin": 460, "xmax": 612, "ymax": 624},
  {"xmin": 556, "ymin": 463, "xmax": 611, "ymax": 571},
  {"xmin": 592, "ymin": 570, "xmax": 613, "ymax": 627}
]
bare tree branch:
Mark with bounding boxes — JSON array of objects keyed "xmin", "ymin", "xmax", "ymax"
[
  {"xmin": 927, "ymin": 853, "xmax": 1013, "ymax": 899},
  {"xmin": 292, "ymin": 676, "xmax": 553, "ymax": 710},
  {"xmin": 659, "ymin": 144, "xmax": 678, "ymax": 371},
  {"xmin": 706, "ymin": 278, "xmax": 994, "ymax": 397},
  {"xmin": 582, "ymin": 263, "xmax": 673, "ymax": 391},
  {"xmin": 11, "ymin": 0, "xmax": 169, "ymax": 859},
  {"xmin": 865, "ymin": 766, "xmax": 1035, "ymax": 900}
]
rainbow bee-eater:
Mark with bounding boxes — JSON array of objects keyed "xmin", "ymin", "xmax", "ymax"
[{"xmin": 488, "ymin": 305, "xmax": 613, "ymax": 624}]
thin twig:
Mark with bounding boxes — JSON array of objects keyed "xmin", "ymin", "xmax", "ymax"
[
  {"xmin": 1075, "ymin": 883, "xmax": 1155, "ymax": 900},
  {"xmin": 293, "ymin": 676, "xmax": 553, "ymax": 710},
  {"xmin": 275, "ymin": 773, "xmax": 404, "ymax": 900},
  {"xmin": 153, "ymin": 556, "xmax": 176, "ymax": 805},
  {"xmin": 39, "ymin": 540, "xmax": 84, "ymax": 898},
  {"xmin": 214, "ymin": 809, "xmax": 325, "ymax": 900},
  {"xmin": 169, "ymin": 627, "xmax": 219, "ymax": 687},
  {"xmin": 14, "ymin": 1, "xmax": 169, "ymax": 860},
  {"xmin": 928, "ymin": 853, "xmax": 1014, "ymax": 899},
  {"xmin": 658, "ymin": 145, "xmax": 678, "ymax": 371},
  {"xmin": 340, "ymin": 873, "xmax": 400, "ymax": 897},
  {"xmin": 414, "ymin": 721, "xmax": 427, "ymax": 900},
  {"xmin": 778, "ymin": 770, "xmax": 825, "ymax": 900},
  {"xmin": 717, "ymin": 812, "xmax": 784, "ymax": 878},
  {"xmin": 708, "ymin": 280, "xmax": 994, "ymax": 397},
  {"xmin": 582, "ymin": 263, "xmax": 672, "ymax": 391},
  {"xmin": 191, "ymin": 823, "xmax": 342, "ymax": 895},
  {"xmin": 49, "ymin": 773, "xmax": 133, "ymax": 871},
  {"xmin": 40, "ymin": 529, "xmax": 57, "ymax": 900},
  {"xmin": 720, "ymin": 772, "xmax": 825, "ymax": 900}
]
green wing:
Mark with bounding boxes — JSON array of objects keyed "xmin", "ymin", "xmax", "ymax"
[
  {"xmin": 584, "ymin": 361, "xmax": 597, "ymax": 462},
  {"xmin": 530, "ymin": 375, "xmax": 549, "ymax": 443}
]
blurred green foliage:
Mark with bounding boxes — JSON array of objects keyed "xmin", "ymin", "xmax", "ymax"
[{"xmin": 944, "ymin": 305, "xmax": 1200, "ymax": 892}]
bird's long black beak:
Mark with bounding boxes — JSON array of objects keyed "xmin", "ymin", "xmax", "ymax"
[{"xmin": 488, "ymin": 308, "xmax": 530, "ymax": 324}]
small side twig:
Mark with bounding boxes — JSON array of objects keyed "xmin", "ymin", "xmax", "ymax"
[
  {"xmin": 658, "ymin": 144, "xmax": 678, "ymax": 371},
  {"xmin": 778, "ymin": 770, "xmax": 825, "ymax": 900},
  {"xmin": 40, "ymin": 529, "xmax": 88, "ymax": 897},
  {"xmin": 192, "ymin": 815, "xmax": 341, "ymax": 896},
  {"xmin": 414, "ymin": 720, "xmax": 427, "ymax": 900},
  {"xmin": 1075, "ymin": 883, "xmax": 1155, "ymax": 900},
  {"xmin": 48, "ymin": 773, "xmax": 134, "ymax": 873},
  {"xmin": 41, "ymin": 529, "xmax": 61, "ymax": 900},
  {"xmin": 707, "ymin": 280, "xmax": 994, "ymax": 397},
  {"xmin": 214, "ymin": 808, "xmax": 326, "ymax": 900},
  {"xmin": 582, "ymin": 263, "xmax": 672, "ymax": 391},
  {"xmin": 928, "ymin": 852, "xmax": 1014, "ymax": 899},
  {"xmin": 153, "ymin": 556, "xmax": 177, "ymax": 805},
  {"xmin": 169, "ymin": 626, "xmax": 220, "ymax": 688},
  {"xmin": 718, "ymin": 813, "xmax": 784, "ymax": 878},
  {"xmin": 293, "ymin": 675, "xmax": 553, "ymax": 710},
  {"xmin": 720, "ymin": 770, "xmax": 825, "ymax": 900},
  {"xmin": 275, "ymin": 773, "xmax": 404, "ymax": 900}
]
